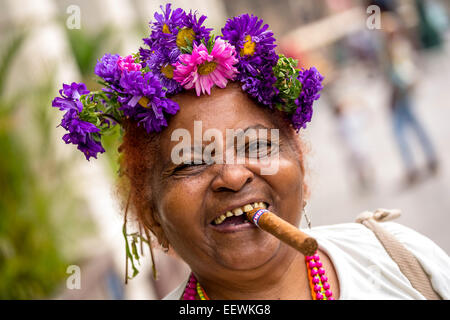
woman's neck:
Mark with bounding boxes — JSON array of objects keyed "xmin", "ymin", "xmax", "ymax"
[{"xmin": 195, "ymin": 247, "xmax": 312, "ymax": 300}]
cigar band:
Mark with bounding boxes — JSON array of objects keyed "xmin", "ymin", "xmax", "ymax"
[{"xmin": 252, "ymin": 209, "xmax": 268, "ymax": 228}]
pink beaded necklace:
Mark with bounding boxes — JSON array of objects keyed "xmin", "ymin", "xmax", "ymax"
[{"xmin": 182, "ymin": 251, "xmax": 334, "ymax": 300}]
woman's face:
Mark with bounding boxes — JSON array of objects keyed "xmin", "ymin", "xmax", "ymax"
[{"xmin": 151, "ymin": 84, "xmax": 304, "ymax": 279}]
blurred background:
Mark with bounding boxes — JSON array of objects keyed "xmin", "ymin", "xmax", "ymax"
[{"xmin": 0, "ymin": 0, "xmax": 449, "ymax": 299}]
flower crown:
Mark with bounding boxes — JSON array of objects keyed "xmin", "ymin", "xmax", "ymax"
[{"xmin": 52, "ymin": 4, "xmax": 324, "ymax": 161}]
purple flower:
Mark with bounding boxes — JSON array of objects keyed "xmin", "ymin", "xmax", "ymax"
[
  {"xmin": 52, "ymin": 82, "xmax": 89, "ymax": 112},
  {"xmin": 119, "ymin": 70, "xmax": 179, "ymax": 132},
  {"xmin": 95, "ymin": 53, "xmax": 121, "ymax": 84},
  {"xmin": 182, "ymin": 10, "xmax": 213, "ymax": 46},
  {"xmin": 147, "ymin": 47, "xmax": 182, "ymax": 95},
  {"xmin": 117, "ymin": 70, "xmax": 144, "ymax": 118},
  {"xmin": 61, "ymin": 109, "xmax": 105, "ymax": 160},
  {"xmin": 139, "ymin": 47, "xmax": 152, "ymax": 68},
  {"xmin": 143, "ymin": 4, "xmax": 186, "ymax": 50},
  {"xmin": 61, "ymin": 82, "xmax": 90, "ymax": 99},
  {"xmin": 52, "ymin": 82, "xmax": 105, "ymax": 160},
  {"xmin": 74, "ymin": 135, "xmax": 106, "ymax": 161},
  {"xmin": 239, "ymin": 63, "xmax": 278, "ymax": 106},
  {"xmin": 291, "ymin": 67, "xmax": 324, "ymax": 131},
  {"xmin": 221, "ymin": 14, "xmax": 279, "ymax": 105},
  {"xmin": 143, "ymin": 5, "xmax": 212, "ymax": 55},
  {"xmin": 222, "ymin": 14, "xmax": 276, "ymax": 59}
]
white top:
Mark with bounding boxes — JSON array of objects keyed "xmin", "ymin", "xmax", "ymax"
[{"xmin": 163, "ymin": 222, "xmax": 450, "ymax": 300}]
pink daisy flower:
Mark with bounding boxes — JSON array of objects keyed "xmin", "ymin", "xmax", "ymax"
[
  {"xmin": 173, "ymin": 38, "xmax": 239, "ymax": 96},
  {"xmin": 117, "ymin": 55, "xmax": 142, "ymax": 72}
]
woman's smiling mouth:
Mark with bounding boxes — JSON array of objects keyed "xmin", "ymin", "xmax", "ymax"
[{"xmin": 209, "ymin": 202, "xmax": 269, "ymax": 233}]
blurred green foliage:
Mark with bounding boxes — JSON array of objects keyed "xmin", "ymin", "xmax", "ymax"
[
  {"xmin": 0, "ymin": 16, "xmax": 144, "ymax": 299},
  {"xmin": 66, "ymin": 27, "xmax": 114, "ymax": 78},
  {"xmin": 0, "ymin": 29, "xmax": 95, "ymax": 299},
  {"xmin": 0, "ymin": 128, "xmax": 67, "ymax": 299}
]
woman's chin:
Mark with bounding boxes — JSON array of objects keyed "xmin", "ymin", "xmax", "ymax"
[{"xmin": 212, "ymin": 234, "xmax": 281, "ymax": 271}]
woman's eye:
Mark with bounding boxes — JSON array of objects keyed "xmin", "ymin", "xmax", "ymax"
[
  {"xmin": 246, "ymin": 140, "xmax": 274, "ymax": 158},
  {"xmin": 173, "ymin": 161, "xmax": 206, "ymax": 174}
]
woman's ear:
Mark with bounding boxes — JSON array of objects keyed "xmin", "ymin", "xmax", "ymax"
[{"xmin": 141, "ymin": 206, "xmax": 170, "ymax": 250}]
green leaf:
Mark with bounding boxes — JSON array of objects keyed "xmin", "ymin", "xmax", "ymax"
[
  {"xmin": 131, "ymin": 237, "xmax": 140, "ymax": 263},
  {"xmin": 206, "ymin": 35, "xmax": 216, "ymax": 54},
  {"xmin": 273, "ymin": 54, "xmax": 304, "ymax": 113},
  {"xmin": 0, "ymin": 29, "xmax": 28, "ymax": 96},
  {"xmin": 122, "ymin": 222, "xmax": 140, "ymax": 281},
  {"xmin": 180, "ymin": 45, "xmax": 193, "ymax": 54}
]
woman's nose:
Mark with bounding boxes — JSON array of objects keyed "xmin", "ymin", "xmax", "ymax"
[{"xmin": 211, "ymin": 164, "xmax": 254, "ymax": 192}]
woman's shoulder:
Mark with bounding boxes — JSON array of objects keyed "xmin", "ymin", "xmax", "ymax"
[
  {"xmin": 306, "ymin": 221, "xmax": 384, "ymax": 249},
  {"xmin": 306, "ymin": 221, "xmax": 449, "ymax": 265},
  {"xmin": 305, "ymin": 221, "xmax": 450, "ymax": 299},
  {"xmin": 307, "ymin": 221, "xmax": 448, "ymax": 259},
  {"xmin": 162, "ymin": 276, "xmax": 189, "ymax": 300}
]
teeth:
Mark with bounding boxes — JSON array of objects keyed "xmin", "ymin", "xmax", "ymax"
[
  {"xmin": 214, "ymin": 214, "xmax": 226, "ymax": 224},
  {"xmin": 232, "ymin": 208, "xmax": 243, "ymax": 216},
  {"xmin": 214, "ymin": 202, "xmax": 268, "ymax": 225}
]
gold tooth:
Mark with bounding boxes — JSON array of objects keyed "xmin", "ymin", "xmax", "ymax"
[
  {"xmin": 232, "ymin": 208, "xmax": 244, "ymax": 216},
  {"xmin": 243, "ymin": 204, "xmax": 254, "ymax": 212}
]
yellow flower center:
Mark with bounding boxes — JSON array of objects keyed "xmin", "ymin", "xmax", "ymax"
[
  {"xmin": 240, "ymin": 35, "xmax": 256, "ymax": 56},
  {"xmin": 162, "ymin": 24, "xmax": 171, "ymax": 34},
  {"xmin": 161, "ymin": 64, "xmax": 174, "ymax": 79},
  {"xmin": 176, "ymin": 28, "xmax": 196, "ymax": 48},
  {"xmin": 138, "ymin": 96, "xmax": 150, "ymax": 108},
  {"xmin": 197, "ymin": 61, "xmax": 217, "ymax": 75}
]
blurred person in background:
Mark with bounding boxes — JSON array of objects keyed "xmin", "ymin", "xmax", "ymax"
[
  {"xmin": 414, "ymin": 0, "xmax": 447, "ymax": 51},
  {"xmin": 332, "ymin": 95, "xmax": 374, "ymax": 192},
  {"xmin": 381, "ymin": 11, "xmax": 439, "ymax": 186},
  {"xmin": 327, "ymin": 29, "xmax": 380, "ymax": 193}
]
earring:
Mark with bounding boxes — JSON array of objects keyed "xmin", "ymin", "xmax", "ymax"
[
  {"xmin": 303, "ymin": 207, "xmax": 312, "ymax": 230},
  {"xmin": 160, "ymin": 239, "xmax": 170, "ymax": 253}
]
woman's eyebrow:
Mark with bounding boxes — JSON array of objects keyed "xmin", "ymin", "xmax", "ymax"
[
  {"xmin": 234, "ymin": 124, "xmax": 274, "ymax": 140},
  {"xmin": 242, "ymin": 124, "xmax": 271, "ymax": 132},
  {"xmin": 162, "ymin": 144, "xmax": 205, "ymax": 169}
]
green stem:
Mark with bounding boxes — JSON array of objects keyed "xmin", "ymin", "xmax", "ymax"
[{"xmin": 99, "ymin": 113, "xmax": 121, "ymax": 125}]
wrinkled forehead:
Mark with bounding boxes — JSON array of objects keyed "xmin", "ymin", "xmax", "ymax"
[{"xmin": 159, "ymin": 85, "xmax": 278, "ymax": 156}]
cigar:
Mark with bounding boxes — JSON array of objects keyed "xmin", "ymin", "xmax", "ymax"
[{"xmin": 247, "ymin": 208, "xmax": 318, "ymax": 256}]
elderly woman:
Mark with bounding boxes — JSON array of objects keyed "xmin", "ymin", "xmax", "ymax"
[{"xmin": 52, "ymin": 5, "xmax": 449, "ymax": 300}]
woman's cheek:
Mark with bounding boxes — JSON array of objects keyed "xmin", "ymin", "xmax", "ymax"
[
  {"xmin": 158, "ymin": 177, "xmax": 207, "ymax": 233},
  {"xmin": 274, "ymin": 157, "xmax": 303, "ymax": 189},
  {"xmin": 250, "ymin": 153, "xmax": 302, "ymax": 190},
  {"xmin": 265, "ymin": 156, "xmax": 304, "ymax": 223}
]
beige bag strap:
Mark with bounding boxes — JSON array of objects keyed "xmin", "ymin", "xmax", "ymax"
[{"xmin": 356, "ymin": 209, "xmax": 441, "ymax": 300}]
